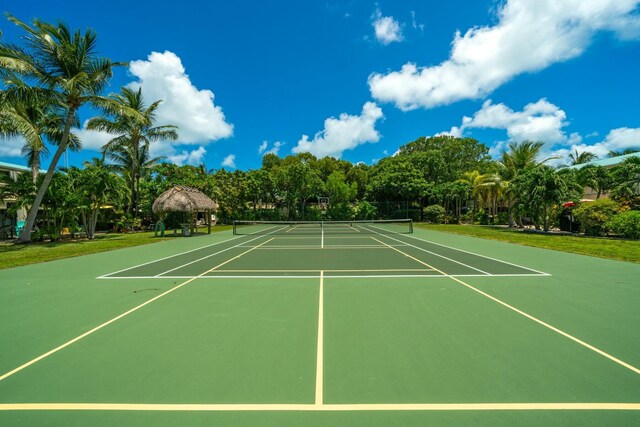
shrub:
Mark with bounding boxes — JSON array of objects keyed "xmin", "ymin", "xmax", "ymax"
[
  {"xmin": 460, "ymin": 211, "xmax": 474, "ymax": 224},
  {"xmin": 327, "ymin": 202, "xmax": 354, "ymax": 220},
  {"xmin": 494, "ymin": 212, "xmax": 509, "ymax": 225},
  {"xmin": 475, "ymin": 209, "xmax": 489, "ymax": 225},
  {"xmin": 608, "ymin": 210, "xmax": 640, "ymax": 239},
  {"xmin": 354, "ymin": 201, "xmax": 377, "ymax": 220},
  {"xmin": 303, "ymin": 206, "xmax": 323, "ymax": 221},
  {"xmin": 423, "ymin": 205, "xmax": 446, "ymax": 224},
  {"xmin": 573, "ymin": 199, "xmax": 621, "ymax": 236}
]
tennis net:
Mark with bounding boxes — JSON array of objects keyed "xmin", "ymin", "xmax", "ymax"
[{"xmin": 232, "ymin": 219, "xmax": 413, "ymax": 235}]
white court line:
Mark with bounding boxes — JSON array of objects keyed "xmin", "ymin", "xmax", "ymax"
[
  {"xmin": 97, "ymin": 234, "xmax": 241, "ymax": 278},
  {"xmin": 370, "ymin": 232, "xmax": 492, "ymax": 275},
  {"xmin": 285, "ymin": 225, "xmax": 301, "ymax": 233},
  {"xmin": 315, "ymin": 271, "xmax": 324, "ymax": 405},
  {"xmin": 376, "ymin": 225, "xmax": 549, "ymax": 276},
  {"xmin": 0, "ymin": 237, "xmax": 274, "ymax": 383},
  {"xmin": 235, "ymin": 245, "xmax": 407, "ymax": 249},
  {"xmin": 97, "ymin": 273, "xmax": 548, "ymax": 280},
  {"xmin": 152, "ymin": 229, "xmax": 281, "ymax": 277},
  {"xmin": 205, "ymin": 268, "xmax": 434, "ymax": 272},
  {"xmin": 1, "ymin": 277, "xmax": 200, "ymax": 382},
  {"xmin": 1, "ymin": 402, "xmax": 639, "ymax": 412},
  {"xmin": 373, "ymin": 235, "xmax": 640, "ymax": 376}
]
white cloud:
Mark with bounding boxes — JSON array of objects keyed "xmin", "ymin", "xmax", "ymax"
[
  {"xmin": 372, "ymin": 8, "xmax": 404, "ymax": 45},
  {"xmin": 447, "ymin": 99, "xmax": 570, "ymax": 145},
  {"xmin": 73, "ymin": 125, "xmax": 116, "ymax": 151},
  {"xmin": 222, "ymin": 154, "xmax": 236, "ymax": 169},
  {"xmin": 258, "ymin": 141, "xmax": 268, "ymax": 154},
  {"xmin": 369, "ymin": 0, "xmax": 640, "ymax": 110},
  {"xmin": 259, "ymin": 140, "xmax": 285, "ymax": 156},
  {"xmin": 74, "ymin": 51, "xmax": 234, "ymax": 166},
  {"xmin": 165, "ymin": 146, "xmax": 206, "ymax": 166},
  {"xmin": 411, "ymin": 11, "xmax": 424, "ymax": 32},
  {"xmin": 292, "ymin": 102, "xmax": 384, "ymax": 158},
  {"xmin": 0, "ymin": 136, "xmax": 24, "ymax": 157},
  {"xmin": 128, "ymin": 51, "xmax": 233, "ymax": 143},
  {"xmin": 552, "ymin": 127, "xmax": 640, "ymax": 160},
  {"xmin": 567, "ymin": 132, "xmax": 583, "ymax": 145}
]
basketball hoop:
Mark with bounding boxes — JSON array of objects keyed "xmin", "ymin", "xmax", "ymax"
[{"xmin": 318, "ymin": 196, "xmax": 329, "ymax": 211}]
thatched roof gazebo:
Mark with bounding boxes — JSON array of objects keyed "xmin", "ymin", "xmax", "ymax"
[{"xmin": 152, "ymin": 186, "xmax": 218, "ymax": 235}]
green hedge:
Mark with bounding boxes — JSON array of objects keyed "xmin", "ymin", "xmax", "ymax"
[{"xmin": 608, "ymin": 210, "xmax": 640, "ymax": 239}]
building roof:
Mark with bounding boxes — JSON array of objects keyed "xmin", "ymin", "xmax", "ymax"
[
  {"xmin": 0, "ymin": 161, "xmax": 32, "ymax": 173},
  {"xmin": 563, "ymin": 152, "xmax": 640, "ymax": 170},
  {"xmin": 152, "ymin": 186, "xmax": 218, "ymax": 214}
]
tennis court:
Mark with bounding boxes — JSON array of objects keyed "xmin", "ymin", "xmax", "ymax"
[{"xmin": 0, "ymin": 221, "xmax": 639, "ymax": 426}]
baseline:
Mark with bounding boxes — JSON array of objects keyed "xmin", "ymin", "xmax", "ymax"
[
  {"xmin": 375, "ymin": 224, "xmax": 549, "ymax": 275},
  {"xmin": 97, "ymin": 273, "xmax": 547, "ymax": 280},
  {"xmin": 98, "ymin": 234, "xmax": 241, "ymax": 278},
  {"xmin": 1, "ymin": 402, "xmax": 639, "ymax": 411}
]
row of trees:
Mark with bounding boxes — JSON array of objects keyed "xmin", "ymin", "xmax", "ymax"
[{"xmin": 1, "ymin": 15, "xmax": 639, "ymax": 242}]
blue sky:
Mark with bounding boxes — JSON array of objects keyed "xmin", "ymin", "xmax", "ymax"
[{"xmin": 1, "ymin": 0, "xmax": 639, "ymax": 170}]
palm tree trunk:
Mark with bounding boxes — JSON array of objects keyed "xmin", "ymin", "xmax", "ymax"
[
  {"xmin": 16, "ymin": 108, "xmax": 76, "ymax": 244},
  {"xmin": 128, "ymin": 167, "xmax": 135, "ymax": 216},
  {"xmin": 135, "ymin": 173, "xmax": 141, "ymax": 218},
  {"xmin": 32, "ymin": 156, "xmax": 39, "ymax": 184},
  {"xmin": 131, "ymin": 140, "xmax": 139, "ymax": 217}
]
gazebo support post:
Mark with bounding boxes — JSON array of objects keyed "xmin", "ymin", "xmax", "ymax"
[
  {"xmin": 190, "ymin": 211, "xmax": 195, "ymax": 236},
  {"xmin": 207, "ymin": 209, "xmax": 211, "ymax": 234}
]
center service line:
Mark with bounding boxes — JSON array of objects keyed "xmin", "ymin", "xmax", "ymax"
[{"xmin": 315, "ymin": 271, "xmax": 324, "ymax": 406}]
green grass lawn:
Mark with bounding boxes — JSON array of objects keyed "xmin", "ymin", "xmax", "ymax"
[
  {"xmin": 0, "ymin": 226, "xmax": 232, "ymax": 270},
  {"xmin": 416, "ymin": 224, "xmax": 640, "ymax": 263}
]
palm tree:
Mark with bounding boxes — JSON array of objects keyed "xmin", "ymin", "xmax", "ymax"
[
  {"xmin": 0, "ymin": 14, "xmax": 134, "ymax": 243},
  {"xmin": 0, "ymin": 95, "xmax": 80, "ymax": 182},
  {"xmin": 499, "ymin": 140, "xmax": 556, "ymax": 226},
  {"xmin": 568, "ymin": 149, "xmax": 597, "ymax": 165},
  {"xmin": 608, "ymin": 148, "xmax": 640, "ymax": 158},
  {"xmin": 68, "ymin": 159, "xmax": 127, "ymax": 239},
  {"xmin": 87, "ymin": 87, "xmax": 177, "ymax": 217},
  {"xmin": 477, "ymin": 173, "xmax": 504, "ymax": 218},
  {"xmin": 578, "ymin": 166, "xmax": 613, "ymax": 199}
]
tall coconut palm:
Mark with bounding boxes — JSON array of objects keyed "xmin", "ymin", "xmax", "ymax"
[
  {"xmin": 499, "ymin": 140, "xmax": 556, "ymax": 227},
  {"xmin": 459, "ymin": 170, "xmax": 483, "ymax": 212},
  {"xmin": 0, "ymin": 14, "xmax": 134, "ymax": 243},
  {"xmin": 0, "ymin": 93, "xmax": 80, "ymax": 182},
  {"xmin": 568, "ymin": 149, "xmax": 597, "ymax": 165},
  {"xmin": 87, "ymin": 87, "xmax": 177, "ymax": 217}
]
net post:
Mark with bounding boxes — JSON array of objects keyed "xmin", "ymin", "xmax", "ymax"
[
  {"xmin": 409, "ymin": 219, "xmax": 413, "ymax": 234},
  {"xmin": 233, "ymin": 220, "xmax": 237, "ymax": 235}
]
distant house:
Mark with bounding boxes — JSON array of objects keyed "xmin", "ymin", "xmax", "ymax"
[
  {"xmin": 0, "ymin": 161, "xmax": 36, "ymax": 238},
  {"xmin": 563, "ymin": 152, "xmax": 640, "ymax": 200}
]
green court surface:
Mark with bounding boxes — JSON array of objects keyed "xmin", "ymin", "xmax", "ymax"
[{"xmin": 0, "ymin": 223, "xmax": 639, "ymax": 426}]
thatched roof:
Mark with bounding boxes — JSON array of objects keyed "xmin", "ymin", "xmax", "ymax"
[{"xmin": 152, "ymin": 186, "xmax": 218, "ymax": 214}]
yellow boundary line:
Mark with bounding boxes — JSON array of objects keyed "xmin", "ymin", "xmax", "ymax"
[
  {"xmin": 2, "ymin": 234, "xmax": 637, "ymax": 411},
  {"xmin": 1, "ymin": 403, "xmax": 638, "ymax": 411},
  {"xmin": 0, "ymin": 238, "xmax": 274, "ymax": 383},
  {"xmin": 371, "ymin": 237, "xmax": 640, "ymax": 376},
  {"xmin": 315, "ymin": 271, "xmax": 324, "ymax": 406}
]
